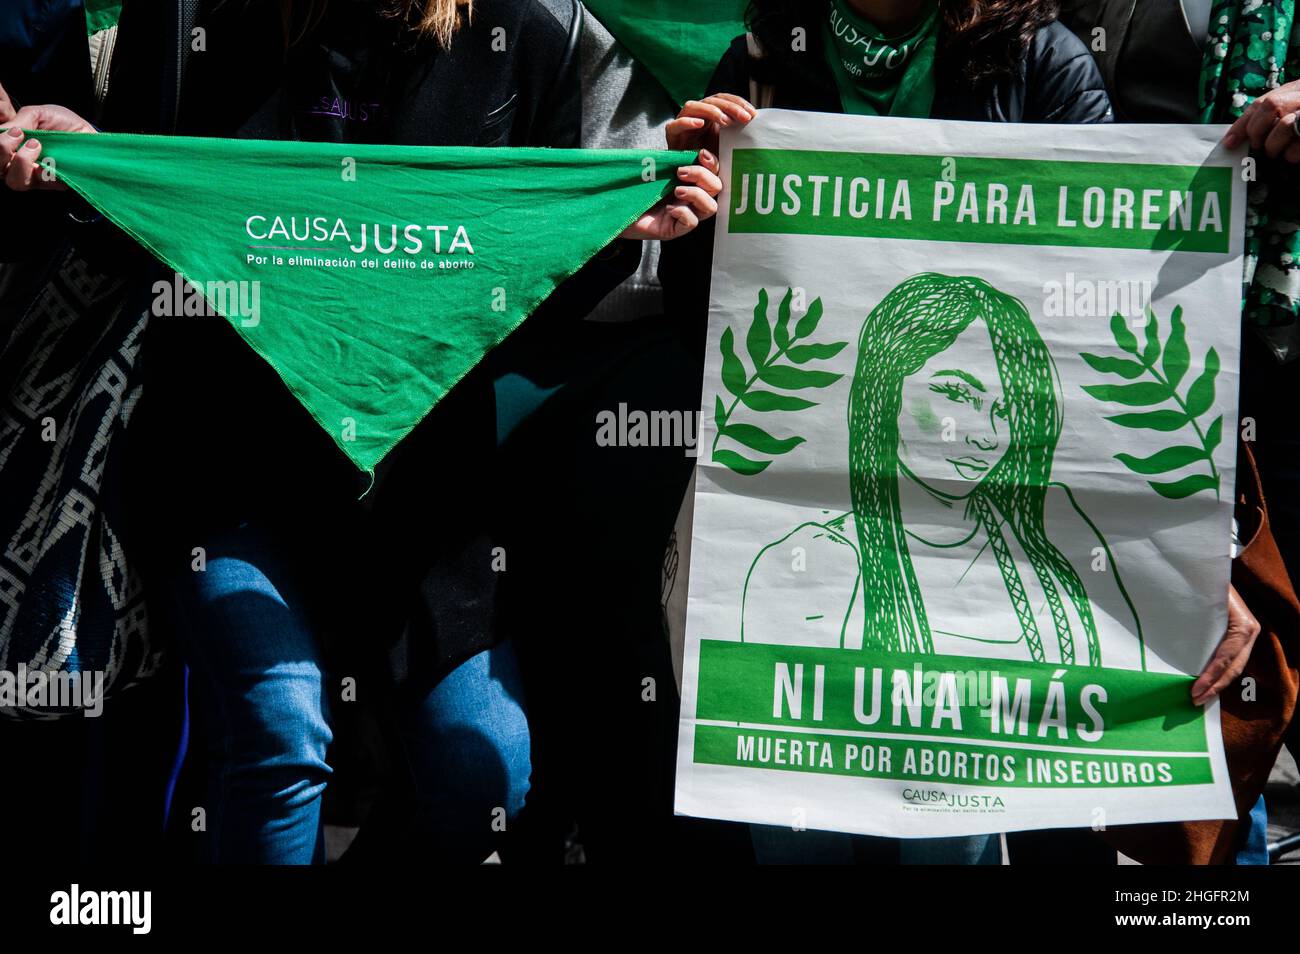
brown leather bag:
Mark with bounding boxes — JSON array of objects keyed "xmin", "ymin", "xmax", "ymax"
[{"xmin": 1103, "ymin": 443, "xmax": 1300, "ymax": 863}]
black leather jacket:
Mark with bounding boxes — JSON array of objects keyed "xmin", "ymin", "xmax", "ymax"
[{"xmin": 1058, "ymin": 0, "xmax": 1204, "ymax": 122}]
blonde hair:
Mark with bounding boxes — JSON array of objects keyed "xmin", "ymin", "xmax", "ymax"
[
  {"xmin": 396, "ymin": 0, "xmax": 474, "ymax": 47},
  {"xmin": 279, "ymin": 0, "xmax": 474, "ymax": 48}
]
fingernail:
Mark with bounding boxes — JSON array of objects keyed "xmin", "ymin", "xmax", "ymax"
[
  {"xmin": 677, "ymin": 168, "xmax": 688, "ymax": 178},
  {"xmin": 6, "ymin": 126, "xmax": 22, "ymax": 137},
  {"xmin": 700, "ymin": 150, "xmax": 714, "ymax": 163},
  {"xmin": 675, "ymin": 187, "xmax": 688, "ymax": 197},
  {"xmin": 24, "ymin": 138, "xmax": 39, "ymax": 149}
]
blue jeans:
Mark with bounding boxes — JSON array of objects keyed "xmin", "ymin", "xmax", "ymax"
[
  {"xmin": 1235, "ymin": 795, "xmax": 1269, "ymax": 865},
  {"xmin": 751, "ymin": 825, "xmax": 1000, "ymax": 864},
  {"xmin": 169, "ymin": 523, "xmax": 530, "ymax": 864}
]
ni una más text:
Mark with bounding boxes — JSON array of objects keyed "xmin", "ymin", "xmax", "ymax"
[{"xmin": 773, "ymin": 663, "xmax": 1108, "ymax": 742}]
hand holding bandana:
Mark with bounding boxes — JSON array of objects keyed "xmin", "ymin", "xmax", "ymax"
[{"xmin": 19, "ymin": 129, "xmax": 695, "ymax": 474}]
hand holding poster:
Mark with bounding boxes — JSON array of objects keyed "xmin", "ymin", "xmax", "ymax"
[{"xmin": 675, "ymin": 110, "xmax": 1245, "ymax": 837}]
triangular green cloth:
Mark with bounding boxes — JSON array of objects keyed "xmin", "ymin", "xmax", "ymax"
[
  {"xmin": 84, "ymin": 0, "xmax": 123, "ymax": 34},
  {"xmin": 585, "ymin": 0, "xmax": 746, "ymax": 106},
  {"xmin": 32, "ymin": 130, "xmax": 693, "ymax": 473}
]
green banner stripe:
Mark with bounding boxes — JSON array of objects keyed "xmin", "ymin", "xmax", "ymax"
[
  {"xmin": 695, "ymin": 640, "xmax": 1210, "ymax": 754},
  {"xmin": 728, "ymin": 149, "xmax": 1234, "ymax": 253},
  {"xmin": 694, "ymin": 724, "xmax": 1215, "ymax": 787}
]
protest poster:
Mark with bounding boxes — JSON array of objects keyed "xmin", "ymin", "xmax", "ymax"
[{"xmin": 675, "ymin": 109, "xmax": 1246, "ymax": 836}]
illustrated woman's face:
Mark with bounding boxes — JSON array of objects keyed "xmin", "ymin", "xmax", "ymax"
[{"xmin": 896, "ymin": 319, "xmax": 1010, "ymax": 495}]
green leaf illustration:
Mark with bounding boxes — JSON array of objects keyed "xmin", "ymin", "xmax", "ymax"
[
  {"xmin": 1148, "ymin": 473, "xmax": 1220, "ymax": 500},
  {"xmin": 1080, "ymin": 353, "xmax": 1144, "ymax": 379},
  {"xmin": 741, "ymin": 390, "xmax": 818, "ymax": 412},
  {"xmin": 794, "ymin": 297, "xmax": 824, "ymax": 339},
  {"xmin": 712, "ymin": 448, "xmax": 771, "ymax": 476},
  {"xmin": 1163, "ymin": 305, "xmax": 1189, "ymax": 388},
  {"xmin": 1110, "ymin": 312, "xmax": 1140, "ymax": 355},
  {"xmin": 1205, "ymin": 415, "xmax": 1223, "ymax": 453},
  {"xmin": 1082, "ymin": 305, "xmax": 1221, "ymax": 500},
  {"xmin": 720, "ymin": 422, "xmax": 806, "ymax": 455},
  {"xmin": 1184, "ymin": 347, "xmax": 1219, "ymax": 418},
  {"xmin": 747, "ymin": 288, "xmax": 772, "ymax": 369},
  {"xmin": 774, "ymin": 288, "xmax": 794, "ymax": 350},
  {"xmin": 787, "ymin": 341, "xmax": 848, "ymax": 363},
  {"xmin": 1080, "ymin": 382, "xmax": 1172, "ymax": 406},
  {"xmin": 1114, "ymin": 445, "xmax": 1208, "ymax": 475},
  {"xmin": 712, "ymin": 287, "xmax": 847, "ymax": 476},
  {"xmin": 720, "ymin": 327, "xmax": 746, "ymax": 398},
  {"xmin": 758, "ymin": 364, "xmax": 842, "ymax": 390},
  {"xmin": 1105, "ymin": 410, "xmax": 1189, "ymax": 431},
  {"xmin": 1140, "ymin": 308, "xmax": 1159, "ymax": 366}
]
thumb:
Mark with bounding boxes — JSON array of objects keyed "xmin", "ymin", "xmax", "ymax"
[{"xmin": 0, "ymin": 82, "xmax": 15, "ymax": 124}]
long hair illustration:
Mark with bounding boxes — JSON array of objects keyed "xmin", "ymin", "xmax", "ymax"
[{"xmin": 847, "ymin": 273, "xmax": 1101, "ymax": 665}]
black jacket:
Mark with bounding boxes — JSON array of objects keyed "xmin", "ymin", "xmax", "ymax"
[
  {"xmin": 84, "ymin": 0, "xmax": 640, "ymax": 676},
  {"xmin": 660, "ymin": 19, "xmax": 1113, "ymax": 359},
  {"xmin": 1058, "ymin": 0, "xmax": 1204, "ymax": 123},
  {"xmin": 0, "ymin": 1, "xmax": 96, "ymax": 264}
]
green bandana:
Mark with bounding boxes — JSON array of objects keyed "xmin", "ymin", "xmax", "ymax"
[
  {"xmin": 31, "ymin": 129, "xmax": 692, "ymax": 473},
  {"xmin": 822, "ymin": 0, "xmax": 939, "ymax": 117},
  {"xmin": 584, "ymin": 0, "xmax": 747, "ymax": 106},
  {"xmin": 84, "ymin": 0, "xmax": 123, "ymax": 34},
  {"xmin": 1199, "ymin": 0, "xmax": 1300, "ymax": 354}
]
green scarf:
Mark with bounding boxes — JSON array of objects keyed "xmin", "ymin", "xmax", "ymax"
[
  {"xmin": 30, "ymin": 129, "xmax": 692, "ymax": 474},
  {"xmin": 1200, "ymin": 0, "xmax": 1300, "ymax": 354},
  {"xmin": 84, "ymin": 0, "xmax": 123, "ymax": 34},
  {"xmin": 822, "ymin": 0, "xmax": 939, "ymax": 117},
  {"xmin": 583, "ymin": 0, "xmax": 747, "ymax": 106}
]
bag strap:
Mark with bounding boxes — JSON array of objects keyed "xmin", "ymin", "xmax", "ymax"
[
  {"xmin": 161, "ymin": 0, "xmax": 201, "ymax": 134},
  {"xmin": 746, "ymin": 32, "xmax": 777, "ymax": 109},
  {"xmin": 562, "ymin": 0, "xmax": 583, "ymax": 70}
]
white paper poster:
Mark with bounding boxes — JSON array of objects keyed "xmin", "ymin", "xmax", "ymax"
[{"xmin": 675, "ymin": 110, "xmax": 1245, "ymax": 837}]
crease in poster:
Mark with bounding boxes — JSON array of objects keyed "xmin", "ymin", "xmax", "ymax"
[{"xmin": 675, "ymin": 110, "xmax": 1245, "ymax": 837}]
